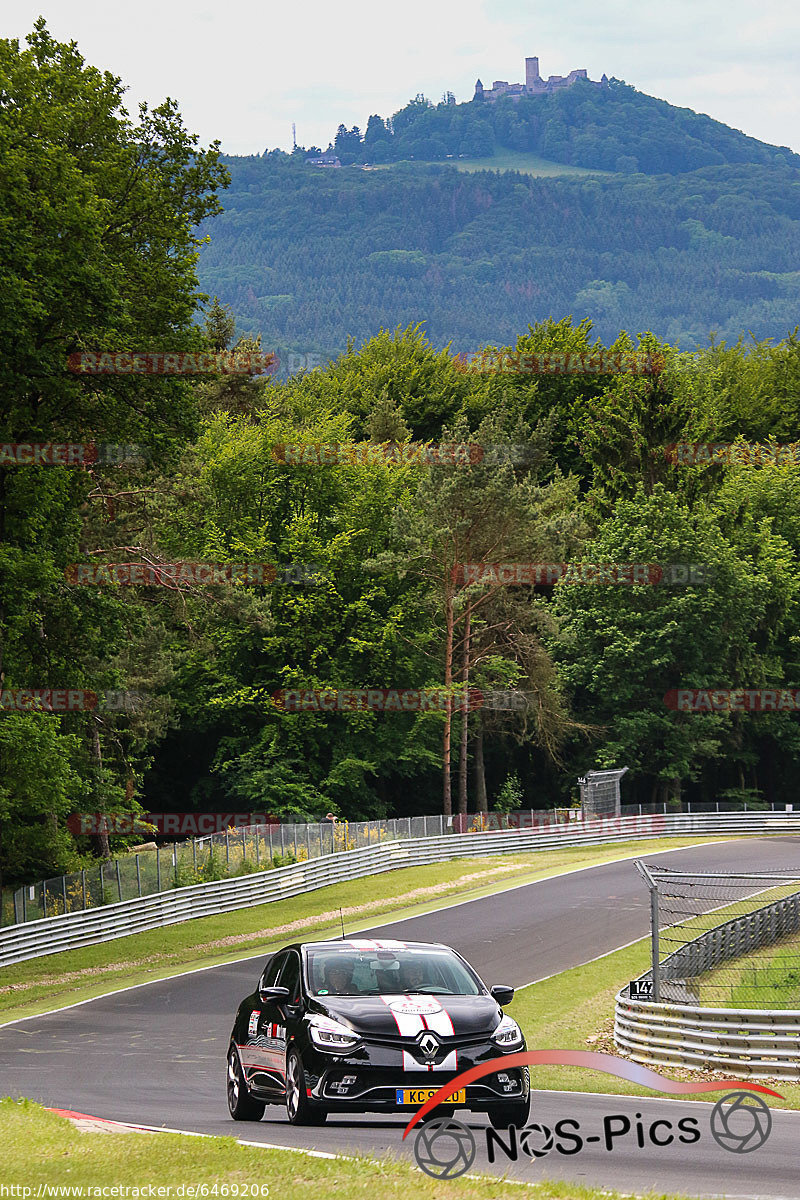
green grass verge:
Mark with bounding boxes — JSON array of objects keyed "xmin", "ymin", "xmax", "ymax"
[
  {"xmin": 0, "ymin": 837, "xmax": 735, "ymax": 1025},
  {"xmin": 372, "ymin": 150, "xmax": 611, "ymax": 176},
  {"xmin": 698, "ymin": 926, "xmax": 800, "ymax": 1008},
  {"xmin": 506, "ymin": 933, "xmax": 800, "ymax": 1109},
  {"xmin": 0, "ymin": 1096, "xmax": 694, "ymax": 1198}
]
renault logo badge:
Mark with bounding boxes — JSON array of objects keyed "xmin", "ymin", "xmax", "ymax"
[{"xmin": 418, "ymin": 1032, "xmax": 440, "ymax": 1059}]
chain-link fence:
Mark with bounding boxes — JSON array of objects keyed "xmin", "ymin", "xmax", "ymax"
[
  {"xmin": 0, "ymin": 816, "xmax": 450, "ymax": 927},
  {"xmin": 580, "ymin": 768, "xmax": 629, "ymax": 818},
  {"xmin": 636, "ymin": 862, "xmax": 800, "ymax": 1008},
  {"xmin": 3, "ymin": 798, "xmax": 795, "ymax": 929}
]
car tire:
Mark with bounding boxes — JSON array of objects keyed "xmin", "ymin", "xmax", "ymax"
[
  {"xmin": 488, "ymin": 1096, "xmax": 530, "ymax": 1129},
  {"xmin": 285, "ymin": 1047, "xmax": 328, "ymax": 1125},
  {"xmin": 227, "ymin": 1044, "xmax": 266, "ymax": 1121}
]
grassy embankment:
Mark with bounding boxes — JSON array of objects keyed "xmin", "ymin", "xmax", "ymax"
[{"xmin": 371, "ymin": 149, "xmax": 611, "ymax": 176}]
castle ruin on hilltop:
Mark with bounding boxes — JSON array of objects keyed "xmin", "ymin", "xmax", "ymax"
[{"xmin": 474, "ymin": 56, "xmax": 608, "ymax": 102}]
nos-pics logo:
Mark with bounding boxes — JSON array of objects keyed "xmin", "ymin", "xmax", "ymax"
[{"xmin": 404, "ymin": 1052, "xmax": 780, "ymax": 1181}]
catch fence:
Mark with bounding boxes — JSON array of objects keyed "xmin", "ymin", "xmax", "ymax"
[
  {"xmin": 632, "ymin": 862, "xmax": 800, "ymax": 1008},
  {"xmin": 2, "ymin": 798, "xmax": 794, "ymax": 929}
]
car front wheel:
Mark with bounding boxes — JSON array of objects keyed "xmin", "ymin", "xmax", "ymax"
[
  {"xmin": 227, "ymin": 1044, "xmax": 266, "ymax": 1121},
  {"xmin": 285, "ymin": 1047, "xmax": 327, "ymax": 1125}
]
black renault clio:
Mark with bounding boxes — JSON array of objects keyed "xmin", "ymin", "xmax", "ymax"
[{"xmin": 226, "ymin": 937, "xmax": 530, "ymax": 1126}]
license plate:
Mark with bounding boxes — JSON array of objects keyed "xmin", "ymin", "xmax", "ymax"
[{"xmin": 397, "ymin": 1088, "xmax": 466, "ymax": 1106}]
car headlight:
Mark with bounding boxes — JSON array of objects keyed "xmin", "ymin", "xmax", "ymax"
[
  {"xmin": 308, "ymin": 1014, "xmax": 361, "ymax": 1051},
  {"xmin": 492, "ymin": 1015, "xmax": 523, "ymax": 1048}
]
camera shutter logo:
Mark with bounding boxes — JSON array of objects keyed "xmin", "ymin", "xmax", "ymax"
[
  {"xmin": 520, "ymin": 1122, "xmax": 554, "ymax": 1158},
  {"xmin": 413, "ymin": 1117, "xmax": 476, "ymax": 1179},
  {"xmin": 710, "ymin": 1091, "xmax": 772, "ymax": 1153}
]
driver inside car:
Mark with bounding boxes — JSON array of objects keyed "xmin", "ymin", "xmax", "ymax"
[
  {"xmin": 324, "ymin": 962, "xmax": 355, "ymax": 994},
  {"xmin": 399, "ymin": 960, "xmax": 426, "ymax": 992}
]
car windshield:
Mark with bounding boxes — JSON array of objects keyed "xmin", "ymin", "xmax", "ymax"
[{"xmin": 305, "ymin": 944, "xmax": 484, "ymax": 996}]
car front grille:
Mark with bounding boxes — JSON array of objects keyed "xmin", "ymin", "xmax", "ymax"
[{"xmin": 361, "ymin": 1032, "xmax": 489, "ymax": 1051}]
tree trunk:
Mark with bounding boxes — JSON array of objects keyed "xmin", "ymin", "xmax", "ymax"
[
  {"xmin": 474, "ymin": 713, "xmax": 488, "ymax": 813},
  {"xmin": 89, "ymin": 720, "xmax": 110, "ymax": 859},
  {"xmin": 442, "ymin": 591, "xmax": 454, "ymax": 816},
  {"xmin": 457, "ymin": 608, "xmax": 471, "ymax": 814}
]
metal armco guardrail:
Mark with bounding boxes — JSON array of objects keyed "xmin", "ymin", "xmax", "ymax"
[
  {"xmin": 616, "ymin": 862, "xmax": 800, "ymax": 1079},
  {"xmin": 2, "ymin": 810, "xmax": 799, "ymax": 970},
  {"xmin": 656, "ymin": 888, "xmax": 800, "ymax": 1003},
  {"xmin": 614, "ymin": 995, "xmax": 800, "ymax": 1081}
]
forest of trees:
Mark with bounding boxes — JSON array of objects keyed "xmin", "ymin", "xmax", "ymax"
[
  {"xmin": 197, "ymin": 154, "xmax": 800, "ymax": 355},
  {"xmin": 3, "ymin": 24, "xmax": 800, "ymax": 889},
  {"xmin": 319, "ymin": 80, "xmax": 800, "ymax": 175}
]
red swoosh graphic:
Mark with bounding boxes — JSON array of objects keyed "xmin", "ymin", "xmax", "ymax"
[{"xmin": 401, "ymin": 1049, "xmax": 783, "ymax": 1138}]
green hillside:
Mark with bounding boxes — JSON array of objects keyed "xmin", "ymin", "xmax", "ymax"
[
  {"xmin": 372, "ymin": 149, "xmax": 609, "ymax": 176},
  {"xmin": 197, "ymin": 156, "xmax": 800, "ymax": 355},
  {"xmin": 322, "ymin": 79, "xmax": 799, "ymax": 175}
]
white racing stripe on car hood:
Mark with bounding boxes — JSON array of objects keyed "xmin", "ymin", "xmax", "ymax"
[
  {"xmin": 342, "ymin": 939, "xmax": 408, "ymax": 950},
  {"xmin": 380, "ymin": 995, "xmax": 458, "ymax": 1071},
  {"xmin": 380, "ymin": 994, "xmax": 427, "ymax": 1037}
]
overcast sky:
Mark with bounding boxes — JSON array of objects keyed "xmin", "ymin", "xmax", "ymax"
[{"xmin": 6, "ymin": 0, "xmax": 800, "ymax": 156}]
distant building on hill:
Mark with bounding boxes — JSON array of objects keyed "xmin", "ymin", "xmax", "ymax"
[
  {"xmin": 306, "ymin": 153, "xmax": 342, "ymax": 167},
  {"xmin": 474, "ymin": 56, "xmax": 608, "ymax": 103}
]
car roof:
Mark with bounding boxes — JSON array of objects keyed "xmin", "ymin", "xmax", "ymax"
[{"xmin": 277, "ymin": 939, "xmax": 451, "ymax": 953}]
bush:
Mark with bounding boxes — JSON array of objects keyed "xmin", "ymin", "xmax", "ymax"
[
  {"xmin": 198, "ymin": 850, "xmax": 229, "ymax": 882},
  {"xmin": 174, "ymin": 863, "xmax": 203, "ymax": 888},
  {"xmin": 494, "ymin": 772, "xmax": 523, "ymax": 813},
  {"xmin": 234, "ymin": 858, "xmax": 259, "ymax": 876}
]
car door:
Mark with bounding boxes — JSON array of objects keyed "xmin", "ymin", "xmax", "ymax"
[
  {"xmin": 265, "ymin": 949, "xmax": 302, "ymax": 1094},
  {"xmin": 240, "ymin": 951, "xmax": 286, "ymax": 1097}
]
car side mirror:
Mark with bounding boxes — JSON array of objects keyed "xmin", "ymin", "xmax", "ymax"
[
  {"xmin": 259, "ymin": 985, "xmax": 291, "ymax": 1004},
  {"xmin": 491, "ymin": 984, "xmax": 515, "ymax": 1006}
]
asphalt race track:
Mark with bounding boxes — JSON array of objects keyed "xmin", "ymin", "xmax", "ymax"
[{"xmin": 2, "ymin": 838, "xmax": 800, "ymax": 1199}]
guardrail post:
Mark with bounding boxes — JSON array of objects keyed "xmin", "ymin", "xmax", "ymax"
[
  {"xmin": 136, "ymin": 856, "xmax": 142, "ymax": 897},
  {"xmin": 62, "ymin": 876, "xmax": 68, "ymax": 914},
  {"xmin": 280, "ymin": 825, "xmax": 285, "ymax": 859},
  {"xmin": 305, "ymin": 824, "xmax": 311, "ymax": 861},
  {"xmin": 225, "ymin": 832, "xmax": 230, "ymax": 865},
  {"xmin": 42, "ymin": 883, "xmax": 47, "ymax": 919},
  {"xmin": 81, "ymin": 869, "xmax": 87, "ymax": 910},
  {"xmin": 156, "ymin": 846, "xmax": 161, "ymax": 892},
  {"xmin": 116, "ymin": 860, "xmax": 123, "ymax": 901},
  {"xmin": 192, "ymin": 839, "xmax": 197, "ymax": 872},
  {"xmin": 255, "ymin": 831, "xmax": 261, "ymax": 867},
  {"xmin": 22, "ymin": 888, "xmax": 27, "ymax": 923},
  {"xmin": 268, "ymin": 826, "xmax": 274, "ymax": 862},
  {"xmin": 635, "ymin": 860, "xmax": 660, "ymax": 1002}
]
